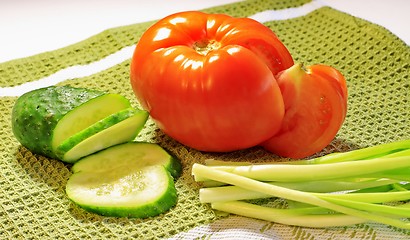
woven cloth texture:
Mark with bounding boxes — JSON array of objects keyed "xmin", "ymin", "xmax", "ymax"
[{"xmin": 1, "ymin": 0, "xmax": 409, "ymax": 239}]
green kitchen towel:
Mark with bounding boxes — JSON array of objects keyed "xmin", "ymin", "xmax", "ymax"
[{"xmin": 1, "ymin": 0, "xmax": 409, "ymax": 239}]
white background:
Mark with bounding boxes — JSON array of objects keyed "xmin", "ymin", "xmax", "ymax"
[{"xmin": 0, "ymin": 0, "xmax": 409, "ymax": 64}]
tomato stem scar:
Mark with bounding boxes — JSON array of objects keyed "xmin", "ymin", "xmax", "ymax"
[{"xmin": 193, "ymin": 40, "xmax": 221, "ymax": 55}]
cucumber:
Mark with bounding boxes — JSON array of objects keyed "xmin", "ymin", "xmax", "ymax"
[
  {"xmin": 66, "ymin": 143, "xmax": 182, "ymax": 218},
  {"xmin": 66, "ymin": 165, "xmax": 177, "ymax": 218},
  {"xmin": 11, "ymin": 85, "xmax": 131, "ymax": 159},
  {"xmin": 13, "ymin": 86, "xmax": 181, "ymax": 218},
  {"xmin": 51, "ymin": 92, "xmax": 132, "ymax": 152},
  {"xmin": 56, "ymin": 108, "xmax": 149, "ymax": 163},
  {"xmin": 71, "ymin": 142, "xmax": 182, "ymax": 178}
]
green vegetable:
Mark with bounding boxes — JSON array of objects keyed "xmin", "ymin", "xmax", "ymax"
[
  {"xmin": 11, "ymin": 85, "xmax": 147, "ymax": 162},
  {"xmin": 13, "ymin": 86, "xmax": 101, "ymax": 158},
  {"xmin": 195, "ymin": 156, "xmax": 410, "ymax": 182},
  {"xmin": 56, "ymin": 108, "xmax": 148, "ymax": 162},
  {"xmin": 211, "ymin": 201, "xmax": 367, "ymax": 228},
  {"xmin": 192, "ymin": 139, "xmax": 410, "ymax": 229},
  {"xmin": 199, "ymin": 178, "xmax": 399, "ymax": 202},
  {"xmin": 13, "ymin": 86, "xmax": 182, "ymax": 218},
  {"xmin": 71, "ymin": 142, "xmax": 182, "ymax": 178},
  {"xmin": 66, "ymin": 142, "xmax": 182, "ymax": 218},
  {"xmin": 295, "ymin": 140, "xmax": 410, "ymax": 164}
]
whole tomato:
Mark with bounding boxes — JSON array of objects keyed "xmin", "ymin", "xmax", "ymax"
[
  {"xmin": 130, "ymin": 11, "xmax": 294, "ymax": 152},
  {"xmin": 261, "ymin": 63, "xmax": 348, "ymax": 159}
]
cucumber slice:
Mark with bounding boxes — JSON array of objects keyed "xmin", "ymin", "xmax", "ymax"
[
  {"xmin": 71, "ymin": 142, "xmax": 182, "ymax": 178},
  {"xmin": 51, "ymin": 93, "xmax": 132, "ymax": 152},
  {"xmin": 66, "ymin": 143, "xmax": 182, "ymax": 218},
  {"xmin": 56, "ymin": 108, "xmax": 149, "ymax": 163},
  {"xmin": 66, "ymin": 164, "xmax": 177, "ymax": 218},
  {"xmin": 11, "ymin": 86, "xmax": 131, "ymax": 159}
]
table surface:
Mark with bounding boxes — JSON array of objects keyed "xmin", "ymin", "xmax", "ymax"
[{"xmin": 0, "ymin": 0, "xmax": 409, "ymax": 64}]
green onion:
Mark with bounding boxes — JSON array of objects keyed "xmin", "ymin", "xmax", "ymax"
[
  {"xmin": 199, "ymin": 179, "xmax": 399, "ymax": 203},
  {"xmin": 320, "ymin": 197, "xmax": 410, "ymax": 218},
  {"xmin": 194, "ymin": 156, "xmax": 410, "ymax": 182},
  {"xmin": 294, "ymin": 139, "xmax": 410, "ymax": 164},
  {"xmin": 211, "ymin": 201, "xmax": 367, "ymax": 228},
  {"xmin": 192, "ymin": 140, "xmax": 410, "ymax": 229},
  {"xmin": 192, "ymin": 164, "xmax": 410, "ymax": 229}
]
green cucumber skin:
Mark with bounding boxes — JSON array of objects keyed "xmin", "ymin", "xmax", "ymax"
[
  {"xmin": 66, "ymin": 165, "xmax": 178, "ymax": 218},
  {"xmin": 71, "ymin": 142, "xmax": 182, "ymax": 179},
  {"xmin": 55, "ymin": 108, "xmax": 149, "ymax": 162},
  {"xmin": 12, "ymin": 86, "xmax": 104, "ymax": 159},
  {"xmin": 165, "ymin": 153, "xmax": 183, "ymax": 179},
  {"xmin": 51, "ymin": 92, "xmax": 132, "ymax": 151},
  {"xmin": 66, "ymin": 143, "xmax": 182, "ymax": 218}
]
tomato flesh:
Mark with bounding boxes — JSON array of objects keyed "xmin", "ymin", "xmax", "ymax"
[{"xmin": 261, "ymin": 64, "xmax": 348, "ymax": 159}]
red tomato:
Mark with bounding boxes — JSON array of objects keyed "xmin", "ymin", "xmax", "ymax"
[
  {"xmin": 130, "ymin": 11, "xmax": 294, "ymax": 152},
  {"xmin": 261, "ymin": 63, "xmax": 348, "ymax": 159}
]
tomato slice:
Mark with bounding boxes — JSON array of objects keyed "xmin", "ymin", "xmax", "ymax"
[
  {"xmin": 130, "ymin": 11, "xmax": 294, "ymax": 152},
  {"xmin": 261, "ymin": 63, "xmax": 348, "ymax": 159}
]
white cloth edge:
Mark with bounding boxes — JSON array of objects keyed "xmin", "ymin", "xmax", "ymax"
[{"xmin": 0, "ymin": 0, "xmax": 324, "ymax": 97}]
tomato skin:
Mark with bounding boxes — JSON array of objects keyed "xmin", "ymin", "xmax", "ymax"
[
  {"xmin": 130, "ymin": 11, "xmax": 294, "ymax": 152},
  {"xmin": 261, "ymin": 63, "xmax": 348, "ymax": 159}
]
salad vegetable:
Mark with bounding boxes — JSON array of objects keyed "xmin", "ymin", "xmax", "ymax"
[
  {"xmin": 192, "ymin": 139, "xmax": 410, "ymax": 229},
  {"xmin": 66, "ymin": 142, "xmax": 182, "ymax": 218},
  {"xmin": 130, "ymin": 11, "xmax": 348, "ymax": 159},
  {"xmin": 261, "ymin": 63, "xmax": 348, "ymax": 158},
  {"xmin": 11, "ymin": 85, "xmax": 182, "ymax": 218},
  {"xmin": 12, "ymin": 85, "xmax": 148, "ymax": 163},
  {"xmin": 130, "ymin": 11, "xmax": 294, "ymax": 152}
]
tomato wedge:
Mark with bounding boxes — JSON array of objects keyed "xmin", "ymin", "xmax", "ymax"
[
  {"xmin": 130, "ymin": 11, "xmax": 294, "ymax": 152},
  {"xmin": 261, "ymin": 63, "xmax": 348, "ymax": 159}
]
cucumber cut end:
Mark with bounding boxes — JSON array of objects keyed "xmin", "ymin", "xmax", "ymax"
[
  {"xmin": 66, "ymin": 142, "xmax": 182, "ymax": 218},
  {"xmin": 66, "ymin": 163, "xmax": 178, "ymax": 218},
  {"xmin": 71, "ymin": 142, "xmax": 182, "ymax": 178},
  {"xmin": 11, "ymin": 85, "xmax": 106, "ymax": 159},
  {"xmin": 52, "ymin": 93, "xmax": 132, "ymax": 152},
  {"xmin": 58, "ymin": 109, "xmax": 149, "ymax": 163}
]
